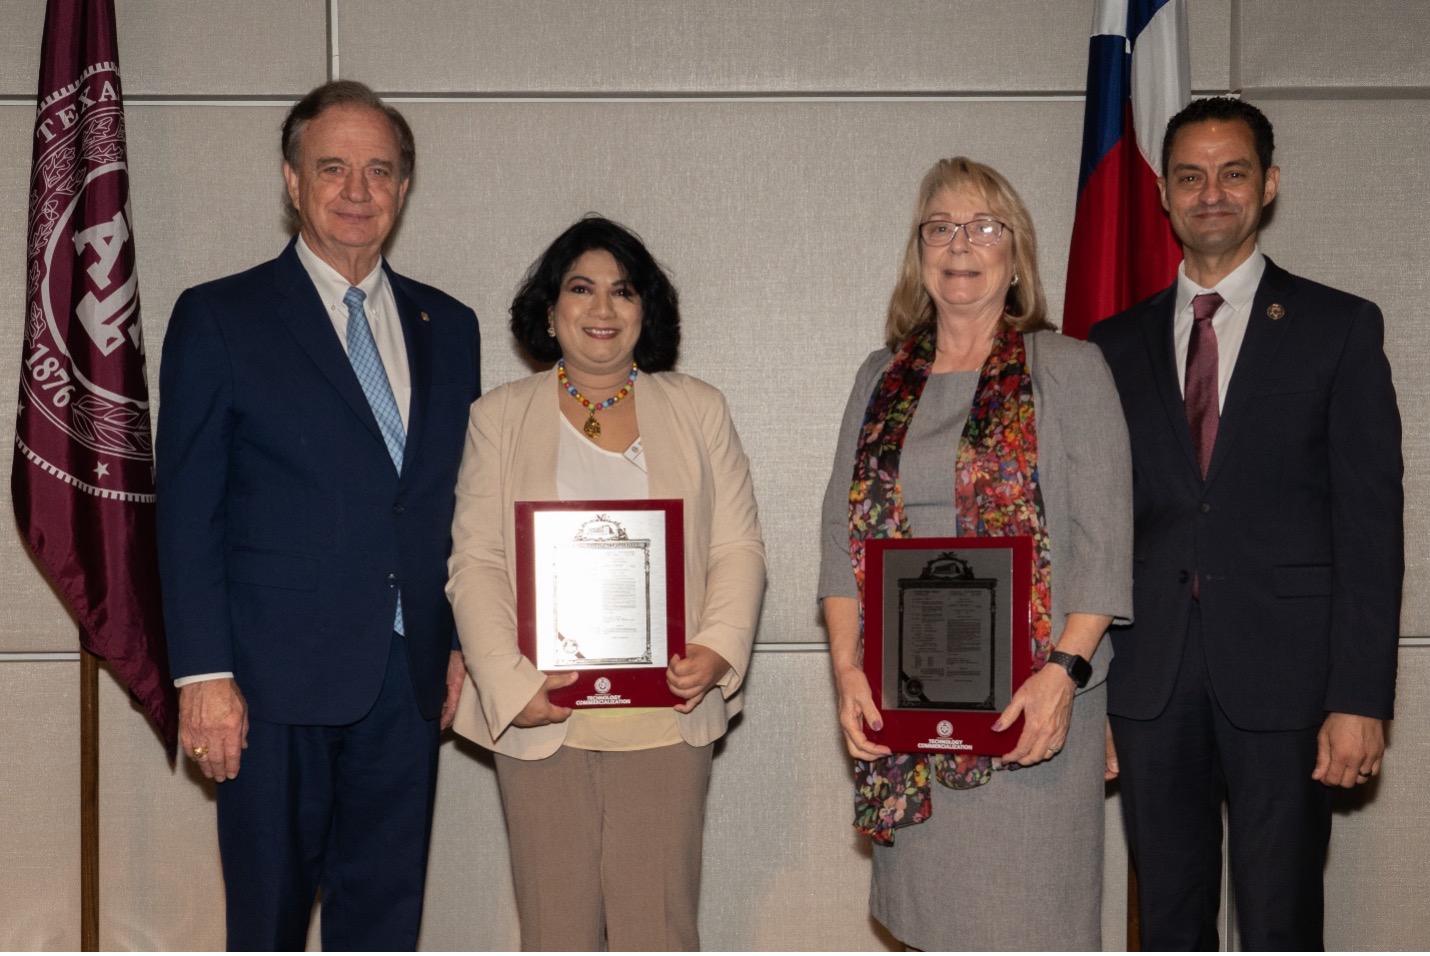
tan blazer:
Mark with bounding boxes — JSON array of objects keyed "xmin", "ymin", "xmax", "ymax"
[{"xmin": 447, "ymin": 369, "xmax": 766, "ymax": 759}]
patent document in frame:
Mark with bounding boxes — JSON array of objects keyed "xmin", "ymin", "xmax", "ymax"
[
  {"xmin": 864, "ymin": 536, "xmax": 1034, "ymax": 755},
  {"xmin": 515, "ymin": 500, "xmax": 686, "ymax": 708}
]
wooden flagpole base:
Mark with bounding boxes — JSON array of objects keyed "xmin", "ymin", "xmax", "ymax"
[{"xmin": 80, "ymin": 646, "xmax": 99, "ymax": 951}]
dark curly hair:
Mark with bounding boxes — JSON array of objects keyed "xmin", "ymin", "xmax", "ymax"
[
  {"xmin": 510, "ymin": 216, "xmax": 681, "ymax": 372},
  {"xmin": 1162, "ymin": 96, "xmax": 1275, "ymax": 177}
]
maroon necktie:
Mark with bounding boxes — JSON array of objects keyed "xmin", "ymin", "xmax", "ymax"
[{"xmin": 1185, "ymin": 292, "xmax": 1223, "ymax": 479}]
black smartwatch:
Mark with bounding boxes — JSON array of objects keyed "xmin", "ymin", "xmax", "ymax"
[{"xmin": 1047, "ymin": 650, "xmax": 1092, "ymax": 688}]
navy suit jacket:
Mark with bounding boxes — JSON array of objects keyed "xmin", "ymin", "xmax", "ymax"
[
  {"xmin": 156, "ymin": 240, "xmax": 480, "ymax": 725},
  {"xmin": 1090, "ymin": 257, "xmax": 1402, "ymax": 731}
]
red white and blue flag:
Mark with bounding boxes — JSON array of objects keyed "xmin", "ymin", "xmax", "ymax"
[
  {"xmin": 13, "ymin": 0, "xmax": 176, "ymax": 751},
  {"xmin": 1063, "ymin": 0, "xmax": 1190, "ymax": 340}
]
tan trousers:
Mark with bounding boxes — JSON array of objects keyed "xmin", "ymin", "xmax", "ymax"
[{"xmin": 494, "ymin": 742, "xmax": 714, "ymax": 952}]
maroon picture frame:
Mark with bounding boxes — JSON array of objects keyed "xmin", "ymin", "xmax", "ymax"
[
  {"xmin": 515, "ymin": 499, "xmax": 686, "ymax": 709},
  {"xmin": 863, "ymin": 536, "xmax": 1035, "ymax": 756}
]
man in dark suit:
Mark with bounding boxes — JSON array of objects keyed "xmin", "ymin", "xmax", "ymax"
[
  {"xmin": 156, "ymin": 81, "xmax": 480, "ymax": 950},
  {"xmin": 1090, "ymin": 97, "xmax": 1402, "ymax": 950}
]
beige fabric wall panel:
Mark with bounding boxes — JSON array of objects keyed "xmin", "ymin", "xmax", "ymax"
[
  {"xmin": 1238, "ymin": 0, "xmax": 1430, "ymax": 91},
  {"xmin": 95, "ymin": 666, "xmax": 224, "ymax": 950},
  {"xmin": 0, "ymin": 0, "xmax": 327, "ymax": 97},
  {"xmin": 1324, "ymin": 647, "xmax": 1430, "ymax": 951},
  {"xmin": 0, "ymin": 663, "xmax": 80, "ymax": 950},
  {"xmin": 340, "ymin": 0, "xmax": 1232, "ymax": 95},
  {"xmin": 0, "ymin": 0, "xmax": 47, "ymax": 97},
  {"xmin": 386, "ymin": 100, "xmax": 1082, "ymax": 647},
  {"xmin": 696, "ymin": 650, "xmax": 893, "ymax": 950},
  {"xmin": 123, "ymin": 105, "xmax": 296, "ymax": 346},
  {"xmin": 417, "ymin": 740, "xmax": 522, "ymax": 951},
  {"xmin": 1252, "ymin": 99, "xmax": 1430, "ymax": 636},
  {"xmin": 1, "ymin": 106, "xmax": 79, "ymax": 654},
  {"xmin": 1188, "ymin": 0, "xmax": 1234, "ymax": 93}
]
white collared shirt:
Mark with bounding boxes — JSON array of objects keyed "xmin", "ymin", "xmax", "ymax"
[
  {"xmin": 1172, "ymin": 248, "xmax": 1266, "ymax": 412},
  {"xmin": 295, "ymin": 234, "xmax": 412, "ymax": 429}
]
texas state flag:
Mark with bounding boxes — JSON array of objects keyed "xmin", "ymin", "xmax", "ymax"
[{"xmin": 1062, "ymin": 0, "xmax": 1190, "ymax": 340}]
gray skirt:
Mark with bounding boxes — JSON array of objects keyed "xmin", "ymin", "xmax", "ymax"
[{"xmin": 870, "ymin": 682, "xmax": 1107, "ymax": 951}]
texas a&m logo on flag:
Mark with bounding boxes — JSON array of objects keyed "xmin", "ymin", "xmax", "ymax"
[{"xmin": 21, "ymin": 60, "xmax": 152, "ymax": 502}]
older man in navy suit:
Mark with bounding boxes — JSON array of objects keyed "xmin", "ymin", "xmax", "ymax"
[
  {"xmin": 1091, "ymin": 98, "xmax": 1402, "ymax": 950},
  {"xmin": 157, "ymin": 81, "xmax": 480, "ymax": 950}
]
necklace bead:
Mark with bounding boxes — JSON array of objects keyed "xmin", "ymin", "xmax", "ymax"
[{"xmin": 557, "ymin": 360, "xmax": 638, "ymax": 439}]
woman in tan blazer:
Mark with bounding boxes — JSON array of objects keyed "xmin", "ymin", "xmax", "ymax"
[{"xmin": 447, "ymin": 217, "xmax": 765, "ymax": 951}]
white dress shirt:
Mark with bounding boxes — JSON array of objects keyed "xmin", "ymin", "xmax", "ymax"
[
  {"xmin": 295, "ymin": 234, "xmax": 412, "ymax": 428},
  {"xmin": 176, "ymin": 239, "xmax": 413, "ymax": 687},
  {"xmin": 1172, "ymin": 248, "xmax": 1266, "ymax": 411}
]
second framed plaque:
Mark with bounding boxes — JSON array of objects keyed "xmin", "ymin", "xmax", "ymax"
[
  {"xmin": 863, "ymin": 536, "xmax": 1034, "ymax": 756},
  {"xmin": 515, "ymin": 499, "xmax": 686, "ymax": 709}
]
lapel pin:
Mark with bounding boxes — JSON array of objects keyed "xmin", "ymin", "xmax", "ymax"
[
  {"xmin": 420, "ymin": 311, "xmax": 430, "ymax": 323},
  {"xmin": 1267, "ymin": 303, "xmax": 1285, "ymax": 320}
]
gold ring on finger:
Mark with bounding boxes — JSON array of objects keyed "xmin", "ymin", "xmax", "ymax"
[{"xmin": 192, "ymin": 746, "xmax": 208, "ymax": 759}]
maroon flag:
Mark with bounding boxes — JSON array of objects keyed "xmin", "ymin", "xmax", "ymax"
[{"xmin": 13, "ymin": 0, "xmax": 176, "ymax": 751}]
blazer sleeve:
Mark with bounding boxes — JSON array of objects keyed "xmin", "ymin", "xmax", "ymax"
[
  {"xmin": 446, "ymin": 390, "xmax": 549, "ymax": 743},
  {"xmin": 816, "ymin": 349, "xmax": 891, "ymax": 600},
  {"xmin": 1052, "ymin": 342, "xmax": 1135, "ymax": 626},
  {"xmin": 1326, "ymin": 300, "xmax": 1403, "ymax": 718},
  {"xmin": 690, "ymin": 386, "xmax": 767, "ymax": 698},
  {"xmin": 155, "ymin": 288, "xmax": 237, "ymax": 680}
]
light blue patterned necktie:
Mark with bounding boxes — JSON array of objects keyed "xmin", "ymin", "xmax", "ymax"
[
  {"xmin": 343, "ymin": 286, "xmax": 406, "ymax": 471},
  {"xmin": 343, "ymin": 285, "xmax": 406, "ymax": 634}
]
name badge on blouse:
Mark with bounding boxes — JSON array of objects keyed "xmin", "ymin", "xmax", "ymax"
[
  {"xmin": 863, "ymin": 537, "xmax": 1035, "ymax": 755},
  {"xmin": 515, "ymin": 499, "xmax": 686, "ymax": 708}
]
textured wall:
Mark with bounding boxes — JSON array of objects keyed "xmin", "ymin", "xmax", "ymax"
[{"xmin": 2, "ymin": 0, "xmax": 1428, "ymax": 950}]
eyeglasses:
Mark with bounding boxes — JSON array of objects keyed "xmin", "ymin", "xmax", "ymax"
[{"xmin": 918, "ymin": 218, "xmax": 1009, "ymax": 247}]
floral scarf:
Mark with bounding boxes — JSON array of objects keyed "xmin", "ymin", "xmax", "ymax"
[{"xmin": 848, "ymin": 325, "xmax": 1053, "ymax": 846}]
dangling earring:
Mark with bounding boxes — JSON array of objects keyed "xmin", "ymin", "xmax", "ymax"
[
  {"xmin": 1010, "ymin": 273, "xmax": 1020, "ymax": 287},
  {"xmin": 547, "ymin": 323, "xmax": 556, "ymax": 338}
]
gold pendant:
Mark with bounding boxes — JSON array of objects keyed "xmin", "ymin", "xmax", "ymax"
[{"xmin": 583, "ymin": 412, "xmax": 601, "ymax": 438}]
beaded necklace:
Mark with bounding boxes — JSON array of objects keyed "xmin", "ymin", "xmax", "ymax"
[{"xmin": 557, "ymin": 359, "xmax": 638, "ymax": 439}]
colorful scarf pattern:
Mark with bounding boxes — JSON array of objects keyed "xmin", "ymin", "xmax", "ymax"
[{"xmin": 848, "ymin": 325, "xmax": 1053, "ymax": 846}]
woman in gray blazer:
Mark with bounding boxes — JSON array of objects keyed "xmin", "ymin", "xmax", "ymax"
[{"xmin": 818, "ymin": 157, "xmax": 1132, "ymax": 950}]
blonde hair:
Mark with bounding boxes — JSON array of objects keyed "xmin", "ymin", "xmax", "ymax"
[{"xmin": 884, "ymin": 157, "xmax": 1053, "ymax": 349}]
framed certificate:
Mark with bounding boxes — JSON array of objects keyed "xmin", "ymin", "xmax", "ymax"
[
  {"xmin": 515, "ymin": 500, "xmax": 686, "ymax": 708},
  {"xmin": 863, "ymin": 537, "xmax": 1034, "ymax": 755}
]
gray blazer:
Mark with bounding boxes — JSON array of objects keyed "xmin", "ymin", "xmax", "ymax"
[{"xmin": 817, "ymin": 329, "xmax": 1133, "ymax": 689}]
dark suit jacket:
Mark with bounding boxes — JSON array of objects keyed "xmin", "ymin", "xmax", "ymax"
[
  {"xmin": 1090, "ymin": 257, "xmax": 1402, "ymax": 731},
  {"xmin": 156, "ymin": 240, "xmax": 480, "ymax": 725}
]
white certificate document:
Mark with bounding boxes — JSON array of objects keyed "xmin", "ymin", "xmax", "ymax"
[{"xmin": 532, "ymin": 509, "xmax": 671, "ymax": 670}]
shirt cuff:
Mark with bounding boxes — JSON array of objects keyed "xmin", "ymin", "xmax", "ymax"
[{"xmin": 174, "ymin": 671, "xmax": 234, "ymax": 688}]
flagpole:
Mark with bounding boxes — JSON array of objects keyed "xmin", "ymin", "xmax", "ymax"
[{"xmin": 80, "ymin": 645, "xmax": 100, "ymax": 951}]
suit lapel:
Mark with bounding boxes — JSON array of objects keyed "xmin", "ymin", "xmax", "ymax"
[
  {"xmin": 388, "ymin": 268, "xmax": 431, "ymax": 481},
  {"xmin": 1203, "ymin": 258, "xmax": 1296, "ymax": 487},
  {"xmin": 272, "ymin": 242, "xmax": 387, "ymax": 446},
  {"xmin": 1140, "ymin": 286, "xmax": 1203, "ymax": 479}
]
